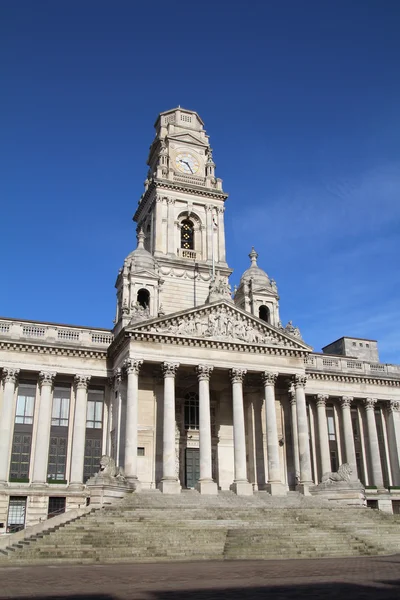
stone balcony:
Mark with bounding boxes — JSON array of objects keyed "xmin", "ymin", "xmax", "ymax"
[
  {"xmin": 305, "ymin": 353, "xmax": 400, "ymax": 379},
  {"xmin": 0, "ymin": 318, "xmax": 113, "ymax": 350}
]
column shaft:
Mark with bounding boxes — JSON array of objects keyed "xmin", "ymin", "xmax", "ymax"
[
  {"xmin": 364, "ymin": 398, "xmax": 384, "ymax": 489},
  {"xmin": 316, "ymin": 395, "xmax": 331, "ymax": 477},
  {"xmin": 69, "ymin": 375, "xmax": 91, "ymax": 487},
  {"xmin": 196, "ymin": 365, "xmax": 217, "ymax": 494},
  {"xmin": 340, "ymin": 396, "xmax": 357, "ymax": 479},
  {"xmin": 289, "ymin": 391, "xmax": 300, "ymax": 484},
  {"xmin": 230, "ymin": 369, "xmax": 252, "ymax": 495},
  {"xmin": 124, "ymin": 359, "xmax": 143, "ymax": 488},
  {"xmin": 158, "ymin": 362, "xmax": 180, "ymax": 494},
  {"xmin": 387, "ymin": 401, "xmax": 400, "ymax": 486},
  {"xmin": 262, "ymin": 372, "xmax": 284, "ymax": 494},
  {"xmin": 0, "ymin": 369, "xmax": 19, "ymax": 485},
  {"xmin": 32, "ymin": 372, "xmax": 56, "ymax": 485},
  {"xmin": 294, "ymin": 375, "xmax": 313, "ymax": 487}
]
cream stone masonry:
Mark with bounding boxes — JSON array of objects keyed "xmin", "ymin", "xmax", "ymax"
[
  {"xmin": 31, "ymin": 372, "xmax": 56, "ymax": 486},
  {"xmin": 69, "ymin": 375, "xmax": 91, "ymax": 489},
  {"xmin": 0, "ymin": 369, "xmax": 19, "ymax": 486},
  {"xmin": 123, "ymin": 358, "xmax": 143, "ymax": 489},
  {"xmin": 1, "ymin": 107, "xmax": 400, "ymax": 531},
  {"xmin": 315, "ymin": 394, "xmax": 331, "ymax": 476}
]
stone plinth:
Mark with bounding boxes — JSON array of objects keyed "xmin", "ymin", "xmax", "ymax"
[
  {"xmin": 196, "ymin": 479, "xmax": 218, "ymax": 495},
  {"xmin": 230, "ymin": 481, "xmax": 253, "ymax": 496},
  {"xmin": 310, "ymin": 481, "xmax": 366, "ymax": 507},
  {"xmin": 86, "ymin": 475, "xmax": 130, "ymax": 506}
]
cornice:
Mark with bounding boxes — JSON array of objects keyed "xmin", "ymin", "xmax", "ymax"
[
  {"xmin": 126, "ymin": 330, "xmax": 307, "ymax": 358},
  {"xmin": 307, "ymin": 370, "xmax": 400, "ymax": 387},
  {"xmin": 134, "ymin": 180, "xmax": 228, "ymax": 222},
  {"xmin": 0, "ymin": 340, "xmax": 108, "ymax": 360}
]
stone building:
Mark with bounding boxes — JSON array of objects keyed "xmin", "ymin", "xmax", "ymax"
[{"xmin": 1, "ymin": 107, "xmax": 400, "ymax": 532}]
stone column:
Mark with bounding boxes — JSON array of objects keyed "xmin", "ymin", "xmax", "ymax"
[
  {"xmin": 217, "ymin": 206, "xmax": 226, "ymax": 262},
  {"xmin": 262, "ymin": 372, "xmax": 285, "ymax": 495},
  {"xmin": 229, "ymin": 368, "xmax": 252, "ymax": 495},
  {"xmin": 0, "ymin": 368, "xmax": 19, "ymax": 486},
  {"xmin": 123, "ymin": 358, "xmax": 143, "ymax": 490},
  {"xmin": 386, "ymin": 401, "xmax": 400, "ymax": 486},
  {"xmin": 69, "ymin": 375, "xmax": 91, "ymax": 488},
  {"xmin": 293, "ymin": 375, "xmax": 313, "ymax": 492},
  {"xmin": 364, "ymin": 398, "xmax": 385, "ymax": 489},
  {"xmin": 206, "ymin": 205, "xmax": 214, "ymax": 261},
  {"xmin": 289, "ymin": 387, "xmax": 300, "ymax": 486},
  {"xmin": 340, "ymin": 396, "xmax": 357, "ymax": 480},
  {"xmin": 31, "ymin": 371, "xmax": 56, "ymax": 486},
  {"xmin": 158, "ymin": 362, "xmax": 181, "ymax": 494},
  {"xmin": 195, "ymin": 365, "xmax": 217, "ymax": 494},
  {"xmin": 315, "ymin": 394, "xmax": 331, "ymax": 479}
]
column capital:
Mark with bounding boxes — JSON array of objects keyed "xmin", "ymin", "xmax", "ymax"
[
  {"xmin": 1, "ymin": 368, "xmax": 20, "ymax": 385},
  {"xmin": 293, "ymin": 374, "xmax": 307, "ymax": 389},
  {"xmin": 39, "ymin": 371, "xmax": 56, "ymax": 388},
  {"xmin": 316, "ymin": 394, "xmax": 329, "ymax": 407},
  {"xmin": 124, "ymin": 358, "xmax": 143, "ymax": 376},
  {"xmin": 74, "ymin": 374, "xmax": 91, "ymax": 390},
  {"xmin": 364, "ymin": 397, "xmax": 378, "ymax": 410},
  {"xmin": 340, "ymin": 396, "xmax": 354, "ymax": 408},
  {"xmin": 161, "ymin": 362, "xmax": 179, "ymax": 378},
  {"xmin": 387, "ymin": 400, "xmax": 400, "ymax": 414},
  {"xmin": 261, "ymin": 371, "xmax": 278, "ymax": 386},
  {"xmin": 229, "ymin": 368, "xmax": 247, "ymax": 384},
  {"xmin": 196, "ymin": 365, "xmax": 213, "ymax": 381}
]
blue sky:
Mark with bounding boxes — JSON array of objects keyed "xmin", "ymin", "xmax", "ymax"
[{"xmin": 1, "ymin": 1, "xmax": 399, "ymax": 363}]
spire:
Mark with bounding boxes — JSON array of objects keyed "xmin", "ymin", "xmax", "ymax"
[
  {"xmin": 249, "ymin": 247, "xmax": 258, "ymax": 266},
  {"xmin": 137, "ymin": 228, "xmax": 145, "ymax": 249}
]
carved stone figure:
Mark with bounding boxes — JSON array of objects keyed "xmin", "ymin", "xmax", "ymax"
[
  {"xmin": 284, "ymin": 320, "xmax": 302, "ymax": 339},
  {"xmin": 98, "ymin": 455, "xmax": 126, "ymax": 480},
  {"xmin": 207, "ymin": 273, "xmax": 232, "ymax": 303},
  {"xmin": 321, "ymin": 463, "xmax": 352, "ymax": 484},
  {"xmin": 129, "ymin": 302, "xmax": 150, "ymax": 323}
]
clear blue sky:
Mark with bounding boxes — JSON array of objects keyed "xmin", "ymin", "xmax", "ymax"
[{"xmin": 1, "ymin": 1, "xmax": 400, "ymax": 363}]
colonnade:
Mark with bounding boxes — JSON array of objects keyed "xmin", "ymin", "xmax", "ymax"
[{"xmin": 1, "ymin": 365, "xmax": 400, "ymax": 493}]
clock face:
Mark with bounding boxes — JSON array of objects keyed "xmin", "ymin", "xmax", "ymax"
[{"xmin": 175, "ymin": 152, "xmax": 200, "ymax": 175}]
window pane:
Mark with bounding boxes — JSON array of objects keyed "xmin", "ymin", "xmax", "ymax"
[
  {"xmin": 95, "ymin": 401, "xmax": 103, "ymax": 423},
  {"xmin": 86, "ymin": 401, "xmax": 95, "ymax": 422}
]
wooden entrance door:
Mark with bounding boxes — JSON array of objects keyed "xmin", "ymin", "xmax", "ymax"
[{"xmin": 185, "ymin": 448, "xmax": 200, "ymax": 488}]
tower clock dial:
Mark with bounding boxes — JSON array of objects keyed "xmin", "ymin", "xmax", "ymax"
[{"xmin": 175, "ymin": 152, "xmax": 200, "ymax": 175}]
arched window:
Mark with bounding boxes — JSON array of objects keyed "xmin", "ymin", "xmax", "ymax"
[
  {"xmin": 184, "ymin": 392, "xmax": 199, "ymax": 430},
  {"xmin": 137, "ymin": 288, "xmax": 150, "ymax": 309},
  {"xmin": 181, "ymin": 219, "xmax": 194, "ymax": 250},
  {"xmin": 259, "ymin": 305, "xmax": 270, "ymax": 323}
]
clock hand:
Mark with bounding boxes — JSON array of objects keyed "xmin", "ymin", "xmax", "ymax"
[{"xmin": 183, "ymin": 160, "xmax": 193, "ymax": 174}]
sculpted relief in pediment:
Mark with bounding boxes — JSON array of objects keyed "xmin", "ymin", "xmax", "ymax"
[{"xmin": 145, "ymin": 306, "xmax": 286, "ymax": 346}]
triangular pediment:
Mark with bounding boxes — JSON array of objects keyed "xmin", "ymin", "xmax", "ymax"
[
  {"xmin": 126, "ymin": 301, "xmax": 311, "ymax": 353},
  {"xmin": 168, "ymin": 132, "xmax": 207, "ymax": 148}
]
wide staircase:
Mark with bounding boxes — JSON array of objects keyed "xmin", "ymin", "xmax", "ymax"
[{"xmin": 1, "ymin": 490, "xmax": 400, "ymax": 564}]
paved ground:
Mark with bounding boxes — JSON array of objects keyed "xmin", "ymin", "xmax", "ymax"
[{"xmin": 1, "ymin": 555, "xmax": 400, "ymax": 599}]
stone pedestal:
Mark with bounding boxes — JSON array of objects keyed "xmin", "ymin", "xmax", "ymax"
[
  {"xmin": 296, "ymin": 483, "xmax": 311, "ymax": 496},
  {"xmin": 266, "ymin": 482, "xmax": 287, "ymax": 496},
  {"xmin": 230, "ymin": 481, "xmax": 253, "ymax": 496},
  {"xmin": 310, "ymin": 481, "xmax": 366, "ymax": 507},
  {"xmin": 86, "ymin": 475, "xmax": 130, "ymax": 506},
  {"xmin": 158, "ymin": 479, "xmax": 181, "ymax": 494},
  {"xmin": 196, "ymin": 479, "xmax": 218, "ymax": 495}
]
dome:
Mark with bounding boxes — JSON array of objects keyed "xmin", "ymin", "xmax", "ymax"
[
  {"xmin": 240, "ymin": 248, "xmax": 270, "ymax": 287},
  {"xmin": 127, "ymin": 229, "xmax": 157, "ymax": 271}
]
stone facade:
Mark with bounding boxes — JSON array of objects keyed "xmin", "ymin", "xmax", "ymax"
[{"xmin": 1, "ymin": 107, "xmax": 400, "ymax": 532}]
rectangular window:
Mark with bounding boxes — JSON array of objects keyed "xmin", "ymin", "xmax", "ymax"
[
  {"xmin": 83, "ymin": 437, "xmax": 102, "ymax": 482},
  {"xmin": 10, "ymin": 433, "xmax": 32, "ymax": 480},
  {"xmin": 48, "ymin": 496, "xmax": 66, "ymax": 519},
  {"xmin": 15, "ymin": 384, "xmax": 36, "ymax": 424},
  {"xmin": 52, "ymin": 387, "xmax": 71, "ymax": 427},
  {"xmin": 137, "ymin": 447, "xmax": 145, "ymax": 456},
  {"xmin": 327, "ymin": 415, "xmax": 336, "ymax": 441},
  {"xmin": 86, "ymin": 389, "xmax": 104, "ymax": 429},
  {"xmin": 330, "ymin": 451, "xmax": 338, "ymax": 473},
  {"xmin": 7, "ymin": 496, "xmax": 27, "ymax": 533},
  {"xmin": 47, "ymin": 436, "xmax": 68, "ymax": 481}
]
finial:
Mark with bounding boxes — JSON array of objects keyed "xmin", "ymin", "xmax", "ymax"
[
  {"xmin": 249, "ymin": 247, "xmax": 258, "ymax": 266},
  {"xmin": 137, "ymin": 228, "xmax": 145, "ymax": 249}
]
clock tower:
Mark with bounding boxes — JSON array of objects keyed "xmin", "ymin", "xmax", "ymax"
[{"xmin": 127, "ymin": 107, "xmax": 232, "ymax": 318}]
